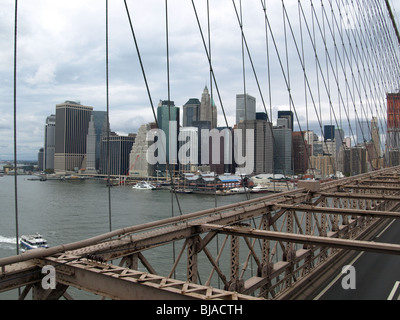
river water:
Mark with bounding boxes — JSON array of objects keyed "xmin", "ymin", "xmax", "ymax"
[{"xmin": 0, "ymin": 174, "xmax": 262, "ymax": 300}]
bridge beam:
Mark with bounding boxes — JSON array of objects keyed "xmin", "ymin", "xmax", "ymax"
[
  {"xmin": 200, "ymin": 224, "xmax": 400, "ymax": 256},
  {"xmin": 273, "ymin": 204, "xmax": 400, "ymax": 219}
]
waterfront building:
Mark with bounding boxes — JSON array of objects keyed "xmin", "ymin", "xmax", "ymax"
[
  {"xmin": 100, "ymin": 133, "xmax": 136, "ymax": 176},
  {"xmin": 85, "ymin": 111, "xmax": 108, "ymax": 173},
  {"xmin": 38, "ymin": 148, "xmax": 44, "ymax": 171},
  {"xmin": 44, "ymin": 114, "xmax": 56, "ymax": 170},
  {"xmin": 129, "ymin": 122, "xmax": 157, "ymax": 178},
  {"xmin": 236, "ymin": 93, "xmax": 256, "ymax": 124},
  {"xmin": 54, "ymin": 101, "xmax": 93, "ymax": 173}
]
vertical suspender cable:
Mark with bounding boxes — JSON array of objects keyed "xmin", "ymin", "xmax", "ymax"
[
  {"xmin": 13, "ymin": 0, "xmax": 19, "ymax": 257},
  {"xmin": 106, "ymin": 0, "xmax": 112, "ymax": 232},
  {"xmin": 165, "ymin": 0, "xmax": 176, "ymax": 279}
]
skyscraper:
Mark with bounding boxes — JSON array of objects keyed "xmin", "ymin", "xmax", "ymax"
[
  {"xmin": 44, "ymin": 114, "xmax": 56, "ymax": 170},
  {"xmin": 182, "ymin": 98, "xmax": 200, "ymax": 127},
  {"xmin": 129, "ymin": 122, "xmax": 158, "ymax": 177},
  {"xmin": 387, "ymin": 92, "xmax": 400, "ymax": 152},
  {"xmin": 54, "ymin": 101, "xmax": 93, "ymax": 173},
  {"xmin": 198, "ymin": 86, "xmax": 217, "ymax": 129},
  {"xmin": 236, "ymin": 93, "xmax": 256, "ymax": 124},
  {"xmin": 277, "ymin": 110, "xmax": 294, "ymax": 131},
  {"xmin": 273, "ymin": 118, "xmax": 292, "ymax": 175},
  {"xmin": 157, "ymin": 100, "xmax": 180, "ymax": 171},
  {"xmin": 85, "ymin": 111, "xmax": 108, "ymax": 173},
  {"xmin": 100, "ymin": 133, "xmax": 136, "ymax": 176},
  {"xmin": 237, "ymin": 116, "xmax": 273, "ymax": 175}
]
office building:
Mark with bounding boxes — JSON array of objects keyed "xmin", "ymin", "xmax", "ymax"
[
  {"xmin": 178, "ymin": 126, "xmax": 199, "ymax": 172},
  {"xmin": 54, "ymin": 101, "xmax": 93, "ymax": 173},
  {"xmin": 182, "ymin": 98, "xmax": 200, "ymax": 127},
  {"xmin": 129, "ymin": 122, "xmax": 158, "ymax": 177},
  {"xmin": 44, "ymin": 114, "xmax": 56, "ymax": 170},
  {"xmin": 324, "ymin": 125, "xmax": 335, "ymax": 141},
  {"xmin": 85, "ymin": 111, "xmax": 108, "ymax": 173},
  {"xmin": 199, "ymin": 86, "xmax": 217, "ymax": 129},
  {"xmin": 238, "ymin": 116, "xmax": 273, "ymax": 175},
  {"xmin": 38, "ymin": 148, "xmax": 44, "ymax": 171},
  {"xmin": 157, "ymin": 100, "xmax": 180, "ymax": 172},
  {"xmin": 236, "ymin": 93, "xmax": 256, "ymax": 124},
  {"xmin": 273, "ymin": 118, "xmax": 292, "ymax": 175},
  {"xmin": 387, "ymin": 92, "xmax": 400, "ymax": 152},
  {"xmin": 100, "ymin": 133, "xmax": 136, "ymax": 176},
  {"xmin": 350, "ymin": 146, "xmax": 367, "ymax": 176},
  {"xmin": 278, "ymin": 110, "xmax": 294, "ymax": 131},
  {"xmin": 292, "ymin": 131, "xmax": 311, "ymax": 175}
]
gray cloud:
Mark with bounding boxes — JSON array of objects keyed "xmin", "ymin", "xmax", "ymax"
[{"xmin": 1, "ymin": 0, "xmax": 399, "ymax": 160}]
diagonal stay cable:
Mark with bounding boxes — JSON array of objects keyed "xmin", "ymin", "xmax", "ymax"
[{"xmin": 123, "ymin": 0, "xmax": 183, "ymax": 216}]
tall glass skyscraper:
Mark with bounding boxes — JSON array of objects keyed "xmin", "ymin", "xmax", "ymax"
[
  {"xmin": 236, "ymin": 93, "xmax": 256, "ymax": 124},
  {"xmin": 183, "ymin": 98, "xmax": 200, "ymax": 127},
  {"xmin": 157, "ymin": 100, "xmax": 180, "ymax": 171},
  {"xmin": 54, "ymin": 101, "xmax": 93, "ymax": 173}
]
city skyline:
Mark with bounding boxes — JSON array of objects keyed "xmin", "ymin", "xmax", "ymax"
[{"xmin": 1, "ymin": 1, "xmax": 399, "ymax": 160}]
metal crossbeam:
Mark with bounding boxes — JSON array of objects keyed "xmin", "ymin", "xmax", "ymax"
[{"xmin": 200, "ymin": 223, "xmax": 400, "ymax": 256}]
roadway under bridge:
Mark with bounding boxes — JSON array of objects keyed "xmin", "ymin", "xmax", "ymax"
[{"xmin": 2, "ymin": 166, "xmax": 400, "ymax": 300}]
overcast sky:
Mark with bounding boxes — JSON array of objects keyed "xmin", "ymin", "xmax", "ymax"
[{"xmin": 1, "ymin": 0, "xmax": 399, "ymax": 160}]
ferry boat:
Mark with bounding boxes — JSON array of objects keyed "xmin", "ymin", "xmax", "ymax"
[
  {"xmin": 19, "ymin": 233, "xmax": 48, "ymax": 251},
  {"xmin": 132, "ymin": 181, "xmax": 156, "ymax": 190}
]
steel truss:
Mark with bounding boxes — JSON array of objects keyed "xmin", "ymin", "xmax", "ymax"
[{"xmin": 2, "ymin": 166, "xmax": 400, "ymax": 299}]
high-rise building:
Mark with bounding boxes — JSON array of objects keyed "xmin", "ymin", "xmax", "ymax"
[
  {"xmin": 178, "ymin": 126, "xmax": 199, "ymax": 172},
  {"xmin": 100, "ymin": 133, "xmax": 136, "ymax": 176},
  {"xmin": 85, "ymin": 111, "xmax": 108, "ymax": 173},
  {"xmin": 182, "ymin": 98, "xmax": 200, "ymax": 127},
  {"xmin": 199, "ymin": 86, "xmax": 217, "ymax": 129},
  {"xmin": 236, "ymin": 93, "xmax": 256, "ymax": 124},
  {"xmin": 238, "ymin": 116, "xmax": 273, "ymax": 175},
  {"xmin": 350, "ymin": 146, "xmax": 367, "ymax": 175},
  {"xmin": 371, "ymin": 117, "xmax": 380, "ymax": 159},
  {"xmin": 157, "ymin": 100, "xmax": 180, "ymax": 171},
  {"xmin": 324, "ymin": 125, "xmax": 335, "ymax": 141},
  {"xmin": 387, "ymin": 92, "xmax": 400, "ymax": 152},
  {"xmin": 129, "ymin": 122, "xmax": 157, "ymax": 177},
  {"xmin": 54, "ymin": 101, "xmax": 93, "ymax": 173},
  {"xmin": 277, "ymin": 110, "xmax": 294, "ymax": 131},
  {"xmin": 273, "ymin": 118, "xmax": 292, "ymax": 175},
  {"xmin": 292, "ymin": 131, "xmax": 311, "ymax": 175},
  {"xmin": 44, "ymin": 114, "xmax": 56, "ymax": 170},
  {"xmin": 192, "ymin": 120, "xmax": 211, "ymax": 168},
  {"xmin": 38, "ymin": 148, "xmax": 44, "ymax": 172}
]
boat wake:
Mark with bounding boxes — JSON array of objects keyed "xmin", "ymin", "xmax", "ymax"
[
  {"xmin": 0, "ymin": 235, "xmax": 18, "ymax": 250},
  {"xmin": 0, "ymin": 235, "xmax": 17, "ymax": 244}
]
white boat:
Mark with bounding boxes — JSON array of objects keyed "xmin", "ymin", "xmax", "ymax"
[
  {"xmin": 132, "ymin": 181, "xmax": 156, "ymax": 190},
  {"xmin": 19, "ymin": 233, "xmax": 48, "ymax": 251},
  {"xmin": 251, "ymin": 185, "xmax": 271, "ymax": 193}
]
